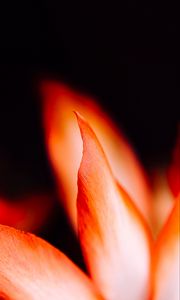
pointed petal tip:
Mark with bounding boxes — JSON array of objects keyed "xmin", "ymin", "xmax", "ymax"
[
  {"xmin": 75, "ymin": 111, "xmax": 90, "ymax": 131},
  {"xmin": 77, "ymin": 115, "xmax": 152, "ymax": 300},
  {"xmin": 74, "ymin": 110, "xmax": 84, "ymax": 123},
  {"xmin": 41, "ymin": 81, "xmax": 151, "ymax": 230},
  {"xmin": 75, "ymin": 111, "xmax": 101, "ymax": 160}
]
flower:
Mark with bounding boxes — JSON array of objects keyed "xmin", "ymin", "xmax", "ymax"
[{"xmin": 0, "ymin": 82, "xmax": 179, "ymax": 300}]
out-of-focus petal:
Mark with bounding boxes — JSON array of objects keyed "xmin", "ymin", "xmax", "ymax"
[
  {"xmin": 0, "ymin": 224, "xmax": 102, "ymax": 300},
  {"xmin": 0, "ymin": 198, "xmax": 25, "ymax": 228},
  {"xmin": 167, "ymin": 130, "xmax": 180, "ymax": 197},
  {"xmin": 151, "ymin": 197, "xmax": 180, "ymax": 300},
  {"xmin": 76, "ymin": 113, "xmax": 152, "ymax": 300},
  {"xmin": 41, "ymin": 81, "xmax": 151, "ymax": 229},
  {"xmin": 0, "ymin": 194, "xmax": 54, "ymax": 232},
  {"xmin": 151, "ymin": 169, "xmax": 174, "ymax": 236}
]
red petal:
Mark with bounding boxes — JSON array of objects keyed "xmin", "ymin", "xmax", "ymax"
[
  {"xmin": 151, "ymin": 197, "xmax": 180, "ymax": 300},
  {"xmin": 0, "ymin": 194, "xmax": 53, "ymax": 232},
  {"xmin": 76, "ymin": 113, "xmax": 152, "ymax": 300},
  {"xmin": 0, "ymin": 225, "xmax": 102, "ymax": 300},
  {"xmin": 41, "ymin": 81, "xmax": 151, "ymax": 229},
  {"xmin": 0, "ymin": 198, "xmax": 25, "ymax": 227}
]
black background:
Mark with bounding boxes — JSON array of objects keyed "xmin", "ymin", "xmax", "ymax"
[{"xmin": 0, "ymin": 1, "xmax": 179, "ymax": 266}]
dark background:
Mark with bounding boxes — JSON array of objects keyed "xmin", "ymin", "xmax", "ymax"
[{"xmin": 0, "ymin": 1, "xmax": 179, "ymax": 267}]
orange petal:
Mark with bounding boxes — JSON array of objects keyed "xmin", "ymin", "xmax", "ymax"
[
  {"xmin": 150, "ymin": 169, "xmax": 175, "ymax": 236},
  {"xmin": 76, "ymin": 113, "xmax": 152, "ymax": 300},
  {"xmin": 0, "ymin": 194, "xmax": 54, "ymax": 232},
  {"xmin": 41, "ymin": 81, "xmax": 151, "ymax": 230},
  {"xmin": 151, "ymin": 197, "xmax": 180, "ymax": 300},
  {"xmin": 0, "ymin": 224, "xmax": 102, "ymax": 300},
  {"xmin": 167, "ymin": 129, "xmax": 180, "ymax": 197}
]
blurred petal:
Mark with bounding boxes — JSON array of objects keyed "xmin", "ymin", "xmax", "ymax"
[
  {"xmin": 151, "ymin": 169, "xmax": 174, "ymax": 236},
  {"xmin": 151, "ymin": 197, "xmax": 180, "ymax": 300},
  {"xmin": 0, "ymin": 198, "xmax": 25, "ymax": 228},
  {"xmin": 76, "ymin": 113, "xmax": 152, "ymax": 300},
  {"xmin": 0, "ymin": 194, "xmax": 54, "ymax": 232},
  {"xmin": 0, "ymin": 224, "xmax": 102, "ymax": 300},
  {"xmin": 41, "ymin": 81, "xmax": 151, "ymax": 229},
  {"xmin": 167, "ymin": 130, "xmax": 180, "ymax": 197}
]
